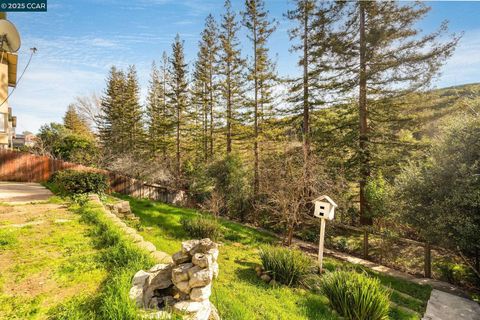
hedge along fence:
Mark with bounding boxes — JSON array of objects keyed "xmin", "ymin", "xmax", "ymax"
[{"xmin": 0, "ymin": 149, "xmax": 185, "ymax": 205}]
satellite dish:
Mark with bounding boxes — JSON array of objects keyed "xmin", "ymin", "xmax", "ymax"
[{"xmin": 0, "ymin": 19, "xmax": 21, "ymax": 53}]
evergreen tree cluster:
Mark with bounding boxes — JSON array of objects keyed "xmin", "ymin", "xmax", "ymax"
[{"xmin": 96, "ymin": 0, "xmax": 458, "ymax": 225}]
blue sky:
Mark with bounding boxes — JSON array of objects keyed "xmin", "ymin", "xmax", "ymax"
[{"xmin": 7, "ymin": 0, "xmax": 480, "ymax": 133}]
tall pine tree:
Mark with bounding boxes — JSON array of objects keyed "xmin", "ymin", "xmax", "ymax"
[
  {"xmin": 330, "ymin": 1, "xmax": 460, "ymax": 224},
  {"xmin": 98, "ymin": 66, "xmax": 127, "ymax": 157},
  {"xmin": 192, "ymin": 15, "xmax": 220, "ymax": 162},
  {"xmin": 242, "ymin": 0, "xmax": 277, "ymax": 198},
  {"xmin": 123, "ymin": 65, "xmax": 145, "ymax": 154},
  {"xmin": 220, "ymin": 0, "xmax": 245, "ymax": 154},
  {"xmin": 167, "ymin": 35, "xmax": 189, "ymax": 180}
]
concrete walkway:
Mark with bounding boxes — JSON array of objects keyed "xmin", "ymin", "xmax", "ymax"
[
  {"xmin": 0, "ymin": 182, "xmax": 53, "ymax": 204},
  {"xmin": 292, "ymin": 237, "xmax": 469, "ymax": 297},
  {"xmin": 423, "ymin": 289, "xmax": 480, "ymax": 320}
]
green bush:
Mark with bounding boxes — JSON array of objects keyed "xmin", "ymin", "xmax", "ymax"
[
  {"xmin": 259, "ymin": 245, "xmax": 316, "ymax": 287},
  {"xmin": 321, "ymin": 270, "xmax": 391, "ymax": 320},
  {"xmin": 180, "ymin": 215, "xmax": 222, "ymax": 241},
  {"xmin": 50, "ymin": 170, "xmax": 108, "ymax": 196},
  {"xmin": 207, "ymin": 154, "xmax": 252, "ymax": 220},
  {"xmin": 436, "ymin": 262, "xmax": 478, "ymax": 287}
]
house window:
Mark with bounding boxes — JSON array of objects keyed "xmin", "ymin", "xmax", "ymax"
[{"xmin": 0, "ymin": 112, "xmax": 6, "ymax": 133}]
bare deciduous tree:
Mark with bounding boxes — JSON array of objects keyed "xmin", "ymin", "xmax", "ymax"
[
  {"xmin": 257, "ymin": 146, "xmax": 335, "ymax": 245},
  {"xmin": 72, "ymin": 93, "xmax": 102, "ymax": 131}
]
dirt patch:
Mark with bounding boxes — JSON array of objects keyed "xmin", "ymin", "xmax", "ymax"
[{"xmin": 0, "ymin": 203, "xmax": 69, "ymax": 225}]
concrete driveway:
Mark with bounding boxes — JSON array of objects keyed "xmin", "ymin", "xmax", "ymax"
[{"xmin": 0, "ymin": 182, "xmax": 53, "ymax": 204}]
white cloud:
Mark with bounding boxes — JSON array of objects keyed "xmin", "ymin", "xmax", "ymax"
[
  {"xmin": 9, "ymin": 62, "xmax": 105, "ymax": 133},
  {"xmin": 435, "ymin": 29, "xmax": 480, "ymax": 87}
]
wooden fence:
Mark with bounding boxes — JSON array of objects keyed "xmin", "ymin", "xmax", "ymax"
[
  {"xmin": 0, "ymin": 149, "xmax": 184, "ymax": 205},
  {"xmin": 0, "ymin": 149, "xmax": 94, "ymax": 182},
  {"xmin": 329, "ymin": 222, "xmax": 434, "ymax": 278}
]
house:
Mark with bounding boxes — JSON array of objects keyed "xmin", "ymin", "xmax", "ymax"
[
  {"xmin": 0, "ymin": 13, "xmax": 19, "ymax": 149},
  {"xmin": 12, "ymin": 131, "xmax": 35, "ymax": 148}
]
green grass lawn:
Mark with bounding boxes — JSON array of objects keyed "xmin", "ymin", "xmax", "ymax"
[
  {"xmin": 0, "ymin": 193, "xmax": 432, "ymax": 320},
  {"xmin": 0, "ymin": 201, "xmax": 107, "ymax": 319},
  {"xmin": 118, "ymin": 195, "xmax": 432, "ymax": 320}
]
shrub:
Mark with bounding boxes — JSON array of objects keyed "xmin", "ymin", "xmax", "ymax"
[
  {"xmin": 259, "ymin": 245, "xmax": 316, "ymax": 287},
  {"xmin": 321, "ymin": 270, "xmax": 390, "ymax": 320},
  {"xmin": 207, "ymin": 154, "xmax": 251, "ymax": 220},
  {"xmin": 180, "ymin": 215, "xmax": 222, "ymax": 241},
  {"xmin": 50, "ymin": 170, "xmax": 108, "ymax": 196},
  {"xmin": 436, "ymin": 262, "xmax": 478, "ymax": 287}
]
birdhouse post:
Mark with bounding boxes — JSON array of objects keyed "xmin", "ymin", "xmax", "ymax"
[{"xmin": 313, "ymin": 195, "xmax": 337, "ymax": 274}]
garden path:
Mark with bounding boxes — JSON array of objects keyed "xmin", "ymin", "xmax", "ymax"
[
  {"xmin": 422, "ymin": 289, "xmax": 480, "ymax": 320},
  {"xmin": 0, "ymin": 181, "xmax": 53, "ymax": 203}
]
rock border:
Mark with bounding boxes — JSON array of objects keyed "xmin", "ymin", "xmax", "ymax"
[{"xmin": 88, "ymin": 194, "xmax": 172, "ymax": 264}]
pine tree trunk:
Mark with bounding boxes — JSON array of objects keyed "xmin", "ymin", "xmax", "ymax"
[
  {"xmin": 162, "ymin": 67, "xmax": 167, "ymax": 160},
  {"xmin": 176, "ymin": 99, "xmax": 181, "ymax": 181},
  {"xmin": 209, "ymin": 97, "xmax": 214, "ymax": 159},
  {"xmin": 226, "ymin": 65, "xmax": 232, "ymax": 154},
  {"xmin": 203, "ymin": 84, "xmax": 208, "ymax": 162},
  {"xmin": 302, "ymin": 4, "xmax": 310, "ymax": 187},
  {"xmin": 253, "ymin": 23, "xmax": 260, "ymax": 199},
  {"xmin": 358, "ymin": 3, "xmax": 372, "ymax": 225}
]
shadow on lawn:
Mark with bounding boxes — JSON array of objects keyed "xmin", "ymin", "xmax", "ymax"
[
  {"xmin": 115, "ymin": 195, "xmax": 194, "ymax": 240},
  {"xmin": 300, "ymin": 295, "xmax": 338, "ymax": 320},
  {"xmin": 234, "ymin": 263, "xmax": 338, "ymax": 320},
  {"xmin": 235, "ymin": 265, "xmax": 266, "ymax": 287}
]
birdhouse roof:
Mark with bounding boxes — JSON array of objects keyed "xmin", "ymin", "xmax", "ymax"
[{"xmin": 313, "ymin": 195, "xmax": 338, "ymax": 208}]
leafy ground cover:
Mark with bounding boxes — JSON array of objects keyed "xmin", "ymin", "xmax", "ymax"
[{"xmin": 119, "ymin": 194, "xmax": 432, "ymax": 320}]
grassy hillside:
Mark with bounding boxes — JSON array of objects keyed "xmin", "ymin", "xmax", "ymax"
[{"xmin": 120, "ymin": 194, "xmax": 432, "ymax": 320}]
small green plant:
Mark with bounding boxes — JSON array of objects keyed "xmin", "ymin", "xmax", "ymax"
[
  {"xmin": 436, "ymin": 262, "xmax": 478, "ymax": 286},
  {"xmin": 49, "ymin": 170, "xmax": 108, "ymax": 197},
  {"xmin": 321, "ymin": 270, "xmax": 391, "ymax": 320},
  {"xmin": 0, "ymin": 229, "xmax": 17, "ymax": 250},
  {"xmin": 180, "ymin": 215, "xmax": 222, "ymax": 241},
  {"xmin": 259, "ymin": 245, "xmax": 316, "ymax": 287}
]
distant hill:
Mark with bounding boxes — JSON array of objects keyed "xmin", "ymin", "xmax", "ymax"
[{"xmin": 408, "ymin": 82, "xmax": 480, "ymax": 138}]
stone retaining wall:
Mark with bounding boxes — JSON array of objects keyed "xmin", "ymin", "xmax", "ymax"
[
  {"xmin": 87, "ymin": 195, "xmax": 219, "ymax": 319},
  {"xmin": 88, "ymin": 195, "xmax": 172, "ymax": 264}
]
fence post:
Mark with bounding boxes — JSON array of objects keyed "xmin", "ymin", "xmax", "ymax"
[
  {"xmin": 363, "ymin": 230, "xmax": 369, "ymax": 259},
  {"xmin": 475, "ymin": 247, "xmax": 479, "ymax": 274},
  {"xmin": 424, "ymin": 243, "xmax": 432, "ymax": 278}
]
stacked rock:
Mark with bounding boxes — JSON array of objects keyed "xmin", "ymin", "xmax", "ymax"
[
  {"xmin": 106, "ymin": 200, "xmax": 140, "ymax": 222},
  {"xmin": 129, "ymin": 238, "xmax": 220, "ymax": 320}
]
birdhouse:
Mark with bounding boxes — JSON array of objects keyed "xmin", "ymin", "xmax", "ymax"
[{"xmin": 313, "ymin": 195, "xmax": 337, "ymax": 220}]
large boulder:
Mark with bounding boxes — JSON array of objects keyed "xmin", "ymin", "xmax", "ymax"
[
  {"xmin": 173, "ymin": 251, "xmax": 190, "ymax": 264},
  {"xmin": 192, "ymin": 253, "xmax": 213, "ymax": 268},
  {"xmin": 132, "ymin": 270, "xmax": 150, "ymax": 287},
  {"xmin": 129, "ymin": 285, "xmax": 144, "ymax": 307}
]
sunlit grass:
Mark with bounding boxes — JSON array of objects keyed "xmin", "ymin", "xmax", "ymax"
[{"xmin": 122, "ymin": 195, "xmax": 430, "ymax": 320}]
